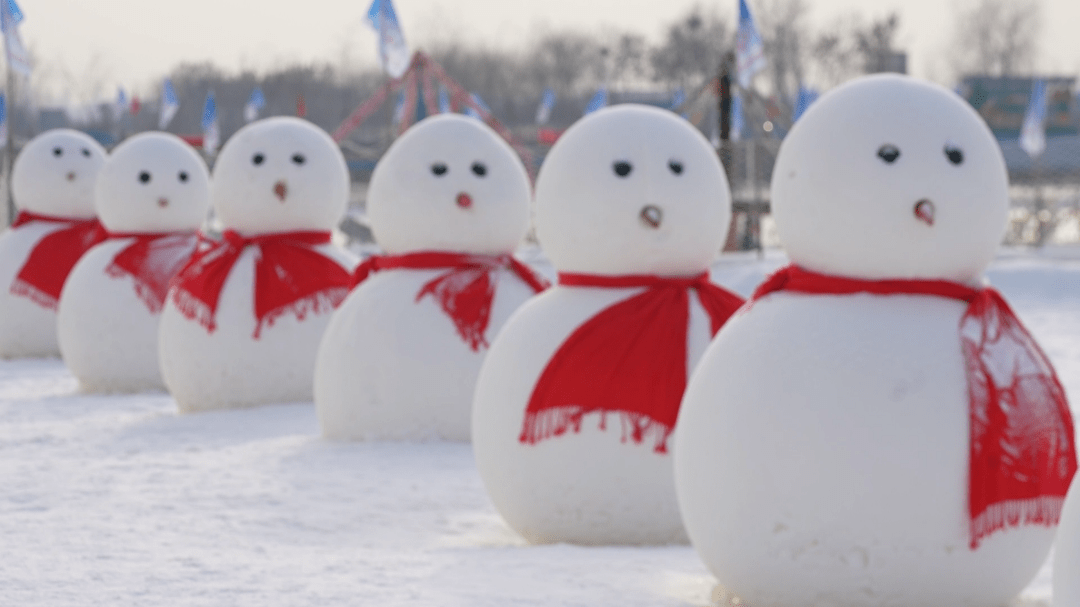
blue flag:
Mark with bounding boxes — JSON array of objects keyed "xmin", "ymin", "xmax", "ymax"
[
  {"xmin": 791, "ymin": 86, "xmax": 818, "ymax": 123},
  {"xmin": 366, "ymin": 0, "xmax": 410, "ymax": 79},
  {"xmin": 0, "ymin": 92, "xmax": 6, "ymax": 146},
  {"xmin": 1, "ymin": 0, "xmax": 28, "ymax": 75},
  {"xmin": 1019, "ymin": 79, "xmax": 1047, "ymax": 158},
  {"xmin": 438, "ymin": 85, "xmax": 451, "ymax": 114},
  {"xmin": 584, "ymin": 87, "xmax": 608, "ymax": 115},
  {"xmin": 736, "ymin": 0, "xmax": 766, "ymax": 89},
  {"xmin": 202, "ymin": 91, "xmax": 219, "ymax": 153},
  {"xmin": 731, "ymin": 94, "xmax": 745, "ymax": 141},
  {"xmin": 535, "ymin": 88, "xmax": 556, "ymax": 125},
  {"xmin": 464, "ymin": 92, "xmax": 490, "ymax": 121},
  {"xmin": 159, "ymin": 78, "xmax": 180, "ymax": 129},
  {"xmin": 244, "ymin": 87, "xmax": 266, "ymax": 123},
  {"xmin": 392, "ymin": 90, "xmax": 407, "ymax": 124}
]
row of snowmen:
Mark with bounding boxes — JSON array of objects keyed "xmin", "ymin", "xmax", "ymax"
[{"xmin": 0, "ymin": 73, "xmax": 1078, "ymax": 607}]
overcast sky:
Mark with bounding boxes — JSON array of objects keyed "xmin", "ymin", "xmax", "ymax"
[{"xmin": 15, "ymin": 0, "xmax": 1080, "ymax": 104}]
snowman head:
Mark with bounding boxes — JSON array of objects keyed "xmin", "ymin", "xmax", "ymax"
[
  {"xmin": 211, "ymin": 117, "xmax": 348, "ymax": 235},
  {"xmin": 367, "ymin": 114, "xmax": 531, "ymax": 255},
  {"xmin": 95, "ymin": 132, "xmax": 210, "ymax": 234},
  {"xmin": 534, "ymin": 104, "xmax": 730, "ymax": 276},
  {"xmin": 771, "ymin": 74, "xmax": 1009, "ymax": 283},
  {"xmin": 12, "ymin": 129, "xmax": 107, "ymax": 219}
]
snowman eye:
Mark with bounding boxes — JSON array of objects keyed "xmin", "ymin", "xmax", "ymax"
[
  {"xmin": 877, "ymin": 144, "xmax": 900, "ymax": 164},
  {"xmin": 944, "ymin": 144, "xmax": 964, "ymax": 165},
  {"xmin": 613, "ymin": 161, "xmax": 633, "ymax": 177},
  {"xmin": 52, "ymin": 147, "xmax": 63, "ymax": 157},
  {"xmin": 668, "ymin": 160, "xmax": 684, "ymax": 175},
  {"xmin": 471, "ymin": 162, "xmax": 487, "ymax": 177},
  {"xmin": 178, "ymin": 171, "xmax": 189, "ymax": 183},
  {"xmin": 431, "ymin": 163, "xmax": 448, "ymax": 176},
  {"xmin": 291, "ymin": 153, "xmax": 305, "ymax": 165},
  {"xmin": 138, "ymin": 171, "xmax": 151, "ymax": 184},
  {"xmin": 81, "ymin": 148, "xmax": 91, "ymax": 157},
  {"xmin": 252, "ymin": 153, "xmax": 265, "ymax": 165}
]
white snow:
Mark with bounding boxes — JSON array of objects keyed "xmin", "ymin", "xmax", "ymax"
[{"xmin": 0, "ymin": 249, "xmax": 1075, "ymax": 606}]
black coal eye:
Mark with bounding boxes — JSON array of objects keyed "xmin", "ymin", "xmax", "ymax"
[
  {"xmin": 291, "ymin": 153, "xmax": 305, "ymax": 165},
  {"xmin": 668, "ymin": 160, "xmax": 684, "ymax": 175},
  {"xmin": 613, "ymin": 161, "xmax": 632, "ymax": 177},
  {"xmin": 81, "ymin": 148, "xmax": 91, "ymax": 157},
  {"xmin": 178, "ymin": 171, "xmax": 189, "ymax": 183},
  {"xmin": 52, "ymin": 147, "xmax": 63, "ymax": 157},
  {"xmin": 431, "ymin": 163, "xmax": 448, "ymax": 176},
  {"xmin": 471, "ymin": 162, "xmax": 487, "ymax": 177},
  {"xmin": 877, "ymin": 144, "xmax": 900, "ymax": 164},
  {"xmin": 944, "ymin": 145, "xmax": 964, "ymax": 165},
  {"xmin": 252, "ymin": 153, "xmax": 265, "ymax": 165},
  {"xmin": 138, "ymin": 171, "xmax": 151, "ymax": 184}
]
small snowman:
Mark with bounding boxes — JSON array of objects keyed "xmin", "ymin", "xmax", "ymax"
[
  {"xmin": 158, "ymin": 117, "xmax": 358, "ymax": 412},
  {"xmin": 1055, "ymin": 478, "xmax": 1080, "ymax": 607},
  {"xmin": 0, "ymin": 129, "xmax": 108, "ymax": 358},
  {"xmin": 471, "ymin": 104, "xmax": 743, "ymax": 545},
  {"xmin": 57, "ymin": 133, "xmax": 210, "ymax": 392},
  {"xmin": 675, "ymin": 74, "xmax": 1076, "ymax": 607},
  {"xmin": 315, "ymin": 114, "xmax": 547, "ymax": 441}
]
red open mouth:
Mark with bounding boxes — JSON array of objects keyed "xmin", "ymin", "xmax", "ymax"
[
  {"xmin": 274, "ymin": 181, "xmax": 288, "ymax": 202},
  {"xmin": 640, "ymin": 205, "xmax": 663, "ymax": 229},
  {"xmin": 158, "ymin": 197, "xmax": 169, "ymax": 208},
  {"xmin": 456, "ymin": 193, "xmax": 473, "ymax": 209}
]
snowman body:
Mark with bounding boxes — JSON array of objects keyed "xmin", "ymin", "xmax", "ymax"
[
  {"xmin": 58, "ymin": 133, "xmax": 210, "ymax": 392},
  {"xmin": 0, "ymin": 130, "xmax": 107, "ymax": 358},
  {"xmin": 1055, "ymin": 479, "xmax": 1080, "ymax": 607},
  {"xmin": 675, "ymin": 75, "xmax": 1060, "ymax": 607},
  {"xmin": 315, "ymin": 115, "xmax": 537, "ymax": 441},
  {"xmin": 158, "ymin": 117, "xmax": 357, "ymax": 412},
  {"xmin": 472, "ymin": 105, "xmax": 733, "ymax": 545}
]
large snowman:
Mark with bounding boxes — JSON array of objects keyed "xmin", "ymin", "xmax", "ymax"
[
  {"xmin": 158, "ymin": 117, "xmax": 358, "ymax": 412},
  {"xmin": 675, "ymin": 74, "xmax": 1076, "ymax": 607},
  {"xmin": 472, "ymin": 104, "xmax": 743, "ymax": 545},
  {"xmin": 0, "ymin": 129, "xmax": 108, "ymax": 358},
  {"xmin": 57, "ymin": 133, "xmax": 210, "ymax": 392},
  {"xmin": 1056, "ymin": 478, "xmax": 1080, "ymax": 607},
  {"xmin": 315, "ymin": 115, "xmax": 547, "ymax": 441}
]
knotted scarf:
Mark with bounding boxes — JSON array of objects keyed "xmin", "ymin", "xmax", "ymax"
[
  {"xmin": 353, "ymin": 250, "xmax": 549, "ymax": 351},
  {"xmin": 104, "ymin": 231, "xmax": 202, "ymax": 313},
  {"xmin": 170, "ymin": 229, "xmax": 351, "ymax": 338},
  {"xmin": 9, "ymin": 210, "xmax": 108, "ymax": 310},
  {"xmin": 519, "ymin": 272, "xmax": 745, "ymax": 454},
  {"xmin": 750, "ymin": 265, "xmax": 1077, "ymax": 549}
]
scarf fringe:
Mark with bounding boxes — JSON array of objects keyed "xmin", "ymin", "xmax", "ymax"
[
  {"xmin": 104, "ymin": 263, "xmax": 165, "ymax": 314},
  {"xmin": 519, "ymin": 407, "xmax": 674, "ymax": 454},
  {"xmin": 253, "ymin": 286, "xmax": 349, "ymax": 339},
  {"xmin": 172, "ymin": 287, "xmax": 218, "ymax": 333},
  {"xmin": 9, "ymin": 279, "xmax": 59, "ymax": 311},
  {"xmin": 970, "ymin": 495, "xmax": 1065, "ymax": 549}
]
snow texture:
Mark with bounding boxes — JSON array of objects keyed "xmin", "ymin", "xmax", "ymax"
[{"xmin": 0, "ymin": 250, "xmax": 1071, "ymax": 606}]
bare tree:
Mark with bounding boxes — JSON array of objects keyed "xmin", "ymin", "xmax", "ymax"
[
  {"xmin": 808, "ymin": 12, "xmax": 901, "ymax": 89},
  {"xmin": 949, "ymin": 0, "xmax": 1041, "ymax": 77},
  {"xmin": 650, "ymin": 5, "xmax": 731, "ymax": 89},
  {"xmin": 755, "ymin": 0, "xmax": 811, "ymax": 118}
]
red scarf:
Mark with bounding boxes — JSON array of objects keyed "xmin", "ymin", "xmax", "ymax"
[
  {"xmin": 170, "ymin": 229, "xmax": 352, "ymax": 338},
  {"xmin": 353, "ymin": 251, "xmax": 549, "ymax": 351},
  {"xmin": 9, "ymin": 210, "xmax": 108, "ymax": 310},
  {"xmin": 104, "ymin": 232, "xmax": 202, "ymax": 314},
  {"xmin": 751, "ymin": 265, "xmax": 1078, "ymax": 549},
  {"xmin": 519, "ymin": 272, "xmax": 745, "ymax": 454}
]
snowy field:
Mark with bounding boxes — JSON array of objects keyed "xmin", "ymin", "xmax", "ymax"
[{"xmin": 1, "ymin": 249, "xmax": 1078, "ymax": 606}]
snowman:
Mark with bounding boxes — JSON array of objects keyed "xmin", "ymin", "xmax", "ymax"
[
  {"xmin": 0, "ymin": 129, "xmax": 108, "ymax": 358},
  {"xmin": 1055, "ymin": 478, "xmax": 1080, "ymax": 607},
  {"xmin": 56, "ymin": 133, "xmax": 210, "ymax": 392},
  {"xmin": 471, "ymin": 104, "xmax": 743, "ymax": 545},
  {"xmin": 158, "ymin": 117, "xmax": 358, "ymax": 412},
  {"xmin": 315, "ymin": 115, "xmax": 547, "ymax": 441},
  {"xmin": 675, "ymin": 74, "xmax": 1076, "ymax": 607}
]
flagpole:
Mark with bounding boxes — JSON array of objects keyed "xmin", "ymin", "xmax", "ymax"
[{"xmin": 4, "ymin": 57, "xmax": 14, "ymax": 226}]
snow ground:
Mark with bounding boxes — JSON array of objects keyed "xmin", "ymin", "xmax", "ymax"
[{"xmin": 1, "ymin": 250, "xmax": 1077, "ymax": 606}]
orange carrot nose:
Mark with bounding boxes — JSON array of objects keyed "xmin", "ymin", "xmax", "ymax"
[
  {"xmin": 66, "ymin": 172, "xmax": 76, "ymax": 182},
  {"xmin": 274, "ymin": 180, "xmax": 288, "ymax": 202},
  {"xmin": 914, "ymin": 199, "xmax": 935, "ymax": 226},
  {"xmin": 456, "ymin": 193, "xmax": 473, "ymax": 209},
  {"xmin": 158, "ymin": 197, "xmax": 169, "ymax": 208}
]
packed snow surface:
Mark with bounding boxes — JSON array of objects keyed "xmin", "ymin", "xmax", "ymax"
[{"xmin": 0, "ymin": 248, "xmax": 1075, "ymax": 606}]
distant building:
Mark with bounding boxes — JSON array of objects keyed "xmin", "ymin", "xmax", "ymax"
[
  {"xmin": 959, "ymin": 75, "xmax": 1077, "ymax": 140},
  {"xmin": 866, "ymin": 52, "xmax": 907, "ymax": 75},
  {"xmin": 37, "ymin": 108, "xmax": 68, "ymax": 132}
]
